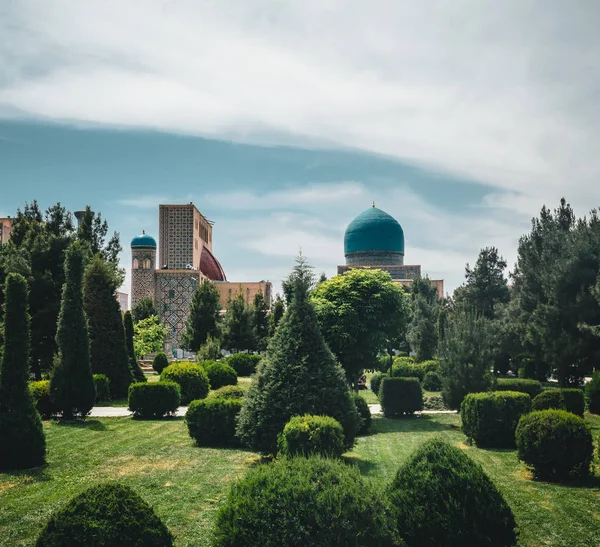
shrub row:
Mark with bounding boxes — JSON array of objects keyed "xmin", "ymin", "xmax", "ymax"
[{"xmin": 495, "ymin": 378, "xmax": 542, "ymax": 399}]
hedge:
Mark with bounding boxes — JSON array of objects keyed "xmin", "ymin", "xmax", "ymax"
[
  {"xmin": 93, "ymin": 374, "xmax": 111, "ymax": 402},
  {"xmin": 186, "ymin": 398, "xmax": 242, "ymax": 447},
  {"xmin": 379, "ymin": 377, "xmax": 423, "ymax": 417},
  {"xmin": 391, "ymin": 363, "xmax": 425, "ymax": 382},
  {"xmin": 128, "ymin": 382, "xmax": 180, "ymax": 419},
  {"xmin": 226, "ymin": 353, "xmax": 262, "ymax": 376},
  {"xmin": 277, "ymin": 415, "xmax": 345, "ymax": 458},
  {"xmin": 370, "ymin": 372, "xmax": 387, "ymax": 397},
  {"xmin": 160, "ymin": 362, "xmax": 210, "ymax": 404},
  {"xmin": 496, "ymin": 378, "xmax": 542, "ymax": 399}
]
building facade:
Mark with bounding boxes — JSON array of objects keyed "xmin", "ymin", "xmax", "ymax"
[{"xmin": 0, "ymin": 217, "xmax": 13, "ymax": 244}]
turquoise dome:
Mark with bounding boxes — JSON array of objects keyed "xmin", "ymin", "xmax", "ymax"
[
  {"xmin": 131, "ymin": 232, "xmax": 157, "ymax": 248},
  {"xmin": 344, "ymin": 206, "xmax": 404, "ymax": 255}
]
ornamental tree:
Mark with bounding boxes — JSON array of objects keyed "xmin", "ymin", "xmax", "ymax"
[
  {"xmin": 133, "ymin": 315, "xmax": 168, "ymax": 358},
  {"xmin": 124, "ymin": 311, "xmax": 145, "ymax": 382}
]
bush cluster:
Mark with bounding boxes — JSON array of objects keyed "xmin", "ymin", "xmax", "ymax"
[
  {"xmin": 391, "ymin": 363, "xmax": 425, "ymax": 382},
  {"xmin": 561, "ymin": 388, "xmax": 585, "ymax": 417},
  {"xmin": 496, "ymin": 378, "xmax": 542, "ymax": 399},
  {"xmin": 370, "ymin": 372, "xmax": 387, "ymax": 397},
  {"xmin": 515, "ymin": 409, "xmax": 593, "ymax": 481},
  {"xmin": 208, "ymin": 385, "xmax": 246, "ymax": 401},
  {"xmin": 380, "ymin": 377, "xmax": 423, "ymax": 417},
  {"xmin": 423, "ymin": 395, "xmax": 448, "ymax": 411},
  {"xmin": 160, "ymin": 362, "xmax": 210, "ymax": 404},
  {"xmin": 418, "ymin": 360, "xmax": 440, "ymax": 374},
  {"xmin": 586, "ymin": 371, "xmax": 600, "ymax": 414},
  {"xmin": 461, "ymin": 391, "xmax": 531, "ymax": 448},
  {"xmin": 422, "ymin": 371, "xmax": 442, "ymax": 391},
  {"xmin": 93, "ymin": 374, "xmax": 111, "ymax": 402},
  {"xmin": 35, "ymin": 482, "xmax": 174, "ymax": 547},
  {"xmin": 277, "ymin": 415, "xmax": 345, "ymax": 458},
  {"xmin": 128, "ymin": 382, "xmax": 180, "ymax": 419},
  {"xmin": 352, "ymin": 394, "xmax": 372, "ymax": 435},
  {"xmin": 30, "ymin": 380, "xmax": 56, "ymax": 419},
  {"xmin": 152, "ymin": 352, "xmax": 170, "ymax": 374},
  {"xmin": 531, "ymin": 388, "xmax": 585, "ymax": 417},
  {"xmin": 186, "ymin": 398, "xmax": 242, "ymax": 447},
  {"xmin": 202, "ymin": 360, "xmax": 237, "ymax": 390},
  {"xmin": 226, "ymin": 353, "xmax": 262, "ymax": 376}
]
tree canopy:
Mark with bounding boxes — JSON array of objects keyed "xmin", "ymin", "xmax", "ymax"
[{"xmin": 182, "ymin": 280, "xmax": 222, "ymax": 351}]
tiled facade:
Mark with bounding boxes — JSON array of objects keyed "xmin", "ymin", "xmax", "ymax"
[{"xmin": 131, "ymin": 246, "xmax": 156, "ymax": 309}]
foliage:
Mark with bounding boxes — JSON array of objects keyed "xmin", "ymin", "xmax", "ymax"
[
  {"xmin": 391, "ymin": 361, "xmax": 425, "ymax": 382},
  {"xmin": 35, "ymin": 482, "xmax": 174, "ymax": 547},
  {"xmin": 312, "ymin": 268, "xmax": 410, "ymax": 384},
  {"xmin": 83, "ymin": 256, "xmax": 133, "ymax": 398},
  {"xmin": 75, "ymin": 205, "xmax": 123, "ymax": 267},
  {"xmin": 225, "ymin": 353, "xmax": 261, "ymax": 376},
  {"xmin": 50, "ymin": 242, "xmax": 96, "ymax": 419},
  {"xmin": 561, "ymin": 388, "xmax": 585, "ymax": 417},
  {"xmin": 128, "ymin": 382, "xmax": 180, "ymax": 419},
  {"xmin": 439, "ymin": 306, "xmax": 494, "ymax": 410},
  {"xmin": 461, "ymin": 391, "xmax": 531, "ymax": 448},
  {"xmin": 30, "ymin": 380, "xmax": 57, "ymax": 419},
  {"xmin": 423, "ymin": 395, "xmax": 448, "ymax": 411},
  {"xmin": 423, "ymin": 370, "xmax": 442, "ymax": 391},
  {"xmin": 379, "ymin": 377, "xmax": 423, "ymax": 417},
  {"xmin": 131, "ymin": 296, "xmax": 158, "ymax": 324},
  {"xmin": 0, "ymin": 273, "xmax": 46, "ymax": 469},
  {"xmin": 388, "ymin": 438, "xmax": 517, "ymax": 547},
  {"xmin": 495, "ymin": 378, "xmax": 542, "ymax": 398},
  {"xmin": 585, "ymin": 371, "xmax": 600, "ymax": 414},
  {"xmin": 124, "ymin": 311, "xmax": 145, "ymax": 382},
  {"xmin": 407, "ymin": 277, "xmax": 439, "ymax": 362},
  {"xmin": 182, "ymin": 280, "xmax": 222, "ymax": 351},
  {"xmin": 531, "ymin": 389, "xmax": 585, "ymax": 417},
  {"xmin": 186, "ymin": 398, "xmax": 242, "ymax": 447},
  {"xmin": 277, "ymin": 415, "xmax": 345, "ymax": 458},
  {"xmin": 93, "ymin": 374, "xmax": 111, "ymax": 402},
  {"xmin": 516, "ymin": 410, "xmax": 593, "ymax": 481},
  {"xmin": 418, "ymin": 359, "xmax": 440, "ymax": 373},
  {"xmin": 213, "ymin": 456, "xmax": 402, "ymax": 547},
  {"xmin": 237, "ymin": 254, "xmax": 358, "ymax": 454},
  {"xmin": 370, "ymin": 372, "xmax": 387, "ymax": 397},
  {"xmin": 152, "ymin": 352, "xmax": 170, "ymax": 374},
  {"xmin": 251, "ymin": 290, "xmax": 270, "ymax": 353},
  {"xmin": 268, "ymin": 293, "xmax": 285, "ymax": 337},
  {"xmin": 202, "ymin": 360, "xmax": 237, "ymax": 390},
  {"xmin": 196, "ymin": 334, "xmax": 222, "ymax": 361},
  {"xmin": 221, "ymin": 289, "xmax": 254, "ymax": 353},
  {"xmin": 352, "ymin": 394, "xmax": 372, "ymax": 434},
  {"xmin": 207, "ymin": 385, "xmax": 247, "ymax": 400},
  {"xmin": 161, "ymin": 362, "xmax": 210, "ymax": 405},
  {"xmin": 134, "ymin": 315, "xmax": 168, "ymax": 358}
]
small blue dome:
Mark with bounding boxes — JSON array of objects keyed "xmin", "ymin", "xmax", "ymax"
[
  {"xmin": 131, "ymin": 231, "xmax": 157, "ymax": 248},
  {"xmin": 344, "ymin": 206, "xmax": 404, "ymax": 255}
]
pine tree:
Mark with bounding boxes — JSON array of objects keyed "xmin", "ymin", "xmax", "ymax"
[
  {"xmin": 268, "ymin": 294, "xmax": 285, "ymax": 337},
  {"xmin": 83, "ymin": 257, "xmax": 133, "ymax": 398},
  {"xmin": 50, "ymin": 242, "xmax": 96, "ymax": 419},
  {"xmin": 0, "ymin": 273, "xmax": 46, "ymax": 469},
  {"xmin": 237, "ymin": 255, "xmax": 359, "ymax": 454},
  {"xmin": 182, "ymin": 280, "xmax": 222, "ymax": 351},
  {"xmin": 222, "ymin": 290, "xmax": 254, "ymax": 353},
  {"xmin": 251, "ymin": 291, "xmax": 269, "ymax": 353},
  {"xmin": 124, "ymin": 311, "xmax": 145, "ymax": 382}
]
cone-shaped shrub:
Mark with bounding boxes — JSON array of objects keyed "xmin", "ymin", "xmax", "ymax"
[
  {"xmin": 35, "ymin": 482, "xmax": 174, "ymax": 547},
  {"xmin": 124, "ymin": 311, "xmax": 146, "ymax": 382},
  {"xmin": 0, "ymin": 273, "xmax": 46, "ymax": 470},
  {"xmin": 388, "ymin": 439, "xmax": 518, "ymax": 547},
  {"xmin": 236, "ymin": 256, "xmax": 358, "ymax": 454},
  {"xmin": 50, "ymin": 243, "xmax": 96, "ymax": 419},
  {"xmin": 152, "ymin": 352, "xmax": 169, "ymax": 374},
  {"xmin": 83, "ymin": 257, "xmax": 133, "ymax": 398}
]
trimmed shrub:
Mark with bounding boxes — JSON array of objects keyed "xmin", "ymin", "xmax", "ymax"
[
  {"xmin": 152, "ymin": 352, "xmax": 169, "ymax": 374},
  {"xmin": 277, "ymin": 415, "xmax": 345, "ymax": 458},
  {"xmin": 370, "ymin": 372, "xmax": 387, "ymax": 397},
  {"xmin": 128, "ymin": 382, "xmax": 180, "ymax": 419},
  {"xmin": 461, "ymin": 391, "xmax": 531, "ymax": 448},
  {"xmin": 186, "ymin": 398, "xmax": 242, "ymax": 447},
  {"xmin": 585, "ymin": 371, "xmax": 600, "ymax": 414},
  {"xmin": 30, "ymin": 380, "xmax": 57, "ymax": 419},
  {"xmin": 208, "ymin": 385, "xmax": 247, "ymax": 400},
  {"xmin": 423, "ymin": 371, "xmax": 442, "ymax": 391},
  {"xmin": 388, "ymin": 438, "xmax": 517, "ymax": 547},
  {"xmin": 93, "ymin": 374, "xmax": 111, "ymax": 402},
  {"xmin": 561, "ymin": 388, "xmax": 585, "ymax": 417},
  {"xmin": 379, "ymin": 377, "xmax": 423, "ymax": 417},
  {"xmin": 516, "ymin": 410, "xmax": 593, "ymax": 481},
  {"xmin": 418, "ymin": 359, "xmax": 440, "ymax": 374},
  {"xmin": 352, "ymin": 393, "xmax": 372, "ymax": 435},
  {"xmin": 202, "ymin": 360, "xmax": 238, "ymax": 390},
  {"xmin": 226, "ymin": 353, "xmax": 261, "ymax": 376},
  {"xmin": 496, "ymin": 378, "xmax": 542, "ymax": 399},
  {"xmin": 423, "ymin": 395, "xmax": 448, "ymax": 411},
  {"xmin": 391, "ymin": 363, "xmax": 425, "ymax": 382},
  {"xmin": 35, "ymin": 482, "xmax": 174, "ymax": 547},
  {"xmin": 213, "ymin": 456, "xmax": 403, "ymax": 547},
  {"xmin": 160, "ymin": 362, "xmax": 210, "ymax": 405},
  {"xmin": 532, "ymin": 388, "xmax": 584, "ymax": 417}
]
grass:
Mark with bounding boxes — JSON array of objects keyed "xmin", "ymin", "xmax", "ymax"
[{"xmin": 2, "ymin": 413, "xmax": 599, "ymax": 546}]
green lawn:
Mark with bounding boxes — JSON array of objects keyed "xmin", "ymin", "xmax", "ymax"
[{"xmin": 1, "ymin": 413, "xmax": 599, "ymax": 546}]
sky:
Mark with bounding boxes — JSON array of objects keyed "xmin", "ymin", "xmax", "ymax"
[{"xmin": 1, "ymin": 1, "xmax": 599, "ymax": 298}]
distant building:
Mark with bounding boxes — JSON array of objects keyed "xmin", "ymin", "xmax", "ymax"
[
  {"xmin": 116, "ymin": 291, "xmax": 129, "ymax": 312},
  {"xmin": 0, "ymin": 217, "xmax": 13, "ymax": 244}
]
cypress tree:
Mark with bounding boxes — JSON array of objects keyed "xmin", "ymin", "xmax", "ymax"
[
  {"xmin": 237, "ymin": 255, "xmax": 359, "ymax": 454},
  {"xmin": 251, "ymin": 291, "xmax": 269, "ymax": 353},
  {"xmin": 182, "ymin": 280, "xmax": 222, "ymax": 351},
  {"xmin": 50, "ymin": 242, "xmax": 96, "ymax": 419},
  {"xmin": 0, "ymin": 273, "xmax": 46, "ymax": 469},
  {"xmin": 124, "ymin": 311, "xmax": 145, "ymax": 382},
  {"xmin": 222, "ymin": 290, "xmax": 254, "ymax": 353},
  {"xmin": 83, "ymin": 256, "xmax": 133, "ymax": 398}
]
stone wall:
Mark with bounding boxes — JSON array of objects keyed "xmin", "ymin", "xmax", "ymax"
[{"xmin": 345, "ymin": 250, "xmax": 404, "ymax": 266}]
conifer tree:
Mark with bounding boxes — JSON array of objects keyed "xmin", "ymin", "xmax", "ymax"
[
  {"xmin": 50, "ymin": 242, "xmax": 96, "ymax": 419},
  {"xmin": 237, "ymin": 255, "xmax": 359, "ymax": 454},
  {"xmin": 83, "ymin": 257, "xmax": 133, "ymax": 398},
  {"xmin": 251, "ymin": 290, "xmax": 269, "ymax": 353},
  {"xmin": 0, "ymin": 273, "xmax": 46, "ymax": 469},
  {"xmin": 222, "ymin": 290, "xmax": 254, "ymax": 353},
  {"xmin": 407, "ymin": 277, "xmax": 439, "ymax": 362},
  {"xmin": 268, "ymin": 294, "xmax": 285, "ymax": 337},
  {"xmin": 182, "ymin": 280, "xmax": 222, "ymax": 351},
  {"xmin": 124, "ymin": 311, "xmax": 145, "ymax": 382}
]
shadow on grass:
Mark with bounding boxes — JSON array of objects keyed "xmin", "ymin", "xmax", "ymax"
[
  {"xmin": 372, "ymin": 414, "xmax": 456, "ymax": 434},
  {"xmin": 343, "ymin": 454, "xmax": 380, "ymax": 475},
  {"xmin": 54, "ymin": 419, "xmax": 107, "ymax": 431},
  {"xmin": 2, "ymin": 463, "xmax": 52, "ymax": 483},
  {"xmin": 130, "ymin": 415, "xmax": 184, "ymax": 421},
  {"xmin": 528, "ymin": 473, "xmax": 600, "ymax": 489}
]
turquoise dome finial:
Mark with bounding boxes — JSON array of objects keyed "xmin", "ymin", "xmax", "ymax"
[
  {"xmin": 131, "ymin": 231, "xmax": 157, "ymax": 248},
  {"xmin": 344, "ymin": 206, "xmax": 404, "ymax": 259}
]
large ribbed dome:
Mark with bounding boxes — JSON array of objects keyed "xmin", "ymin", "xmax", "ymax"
[
  {"xmin": 131, "ymin": 231, "xmax": 157, "ymax": 248},
  {"xmin": 344, "ymin": 206, "xmax": 404, "ymax": 256}
]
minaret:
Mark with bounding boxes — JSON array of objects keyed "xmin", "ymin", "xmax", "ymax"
[{"xmin": 131, "ymin": 231, "xmax": 157, "ymax": 309}]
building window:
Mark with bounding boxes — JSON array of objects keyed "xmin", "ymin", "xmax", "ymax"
[
  {"xmin": 143, "ymin": 258, "xmax": 151, "ymax": 269},
  {"xmin": 133, "ymin": 258, "xmax": 139, "ymax": 269}
]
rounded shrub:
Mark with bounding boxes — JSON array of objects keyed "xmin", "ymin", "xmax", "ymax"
[
  {"xmin": 93, "ymin": 374, "xmax": 111, "ymax": 402},
  {"xmin": 160, "ymin": 362, "xmax": 209, "ymax": 404},
  {"xmin": 496, "ymin": 378, "xmax": 542, "ymax": 399},
  {"xmin": 516, "ymin": 409, "xmax": 593, "ymax": 481},
  {"xmin": 213, "ymin": 456, "xmax": 403, "ymax": 547},
  {"xmin": 152, "ymin": 352, "xmax": 169, "ymax": 374},
  {"xmin": 561, "ymin": 388, "xmax": 585, "ymax": 417},
  {"xmin": 128, "ymin": 382, "xmax": 180, "ymax": 419},
  {"xmin": 531, "ymin": 389, "xmax": 563, "ymax": 412},
  {"xmin": 277, "ymin": 415, "xmax": 345, "ymax": 458},
  {"xmin": 388, "ymin": 438, "xmax": 517, "ymax": 547},
  {"xmin": 461, "ymin": 391, "xmax": 531, "ymax": 448},
  {"xmin": 30, "ymin": 380, "xmax": 57, "ymax": 419},
  {"xmin": 352, "ymin": 393, "xmax": 371, "ymax": 435},
  {"xmin": 370, "ymin": 372, "xmax": 387, "ymax": 397},
  {"xmin": 186, "ymin": 398, "xmax": 242, "ymax": 447},
  {"xmin": 208, "ymin": 385, "xmax": 246, "ymax": 400},
  {"xmin": 35, "ymin": 482, "xmax": 174, "ymax": 547},
  {"xmin": 585, "ymin": 371, "xmax": 600, "ymax": 414},
  {"xmin": 391, "ymin": 363, "xmax": 425, "ymax": 382},
  {"xmin": 379, "ymin": 377, "xmax": 423, "ymax": 417},
  {"xmin": 226, "ymin": 353, "xmax": 261, "ymax": 376},
  {"xmin": 418, "ymin": 360, "xmax": 440, "ymax": 374},
  {"xmin": 422, "ymin": 370, "xmax": 442, "ymax": 391},
  {"xmin": 202, "ymin": 360, "xmax": 237, "ymax": 390}
]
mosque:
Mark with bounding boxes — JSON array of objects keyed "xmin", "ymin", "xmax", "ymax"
[{"xmin": 338, "ymin": 203, "xmax": 444, "ymax": 297}]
